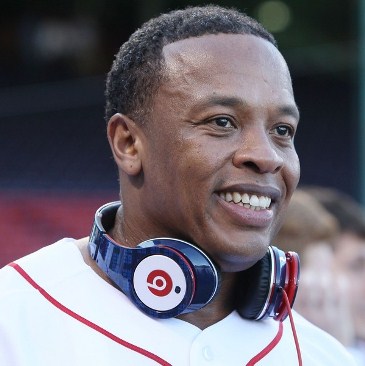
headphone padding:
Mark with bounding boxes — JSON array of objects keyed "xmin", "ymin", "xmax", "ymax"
[{"xmin": 236, "ymin": 252, "xmax": 271, "ymax": 320}]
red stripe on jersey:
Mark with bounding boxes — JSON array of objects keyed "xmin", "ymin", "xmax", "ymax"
[
  {"xmin": 246, "ymin": 321, "xmax": 283, "ymax": 365},
  {"xmin": 8, "ymin": 262, "xmax": 172, "ymax": 366}
]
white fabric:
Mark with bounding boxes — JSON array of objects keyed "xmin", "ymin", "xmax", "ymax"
[
  {"xmin": 0, "ymin": 239, "xmax": 356, "ymax": 366},
  {"xmin": 348, "ymin": 342, "xmax": 365, "ymax": 366}
]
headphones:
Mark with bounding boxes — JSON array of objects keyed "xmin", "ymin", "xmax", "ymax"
[{"xmin": 89, "ymin": 201, "xmax": 300, "ymax": 321}]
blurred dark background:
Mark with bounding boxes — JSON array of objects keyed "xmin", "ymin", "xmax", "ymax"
[{"xmin": 0, "ymin": 0, "xmax": 363, "ymax": 265}]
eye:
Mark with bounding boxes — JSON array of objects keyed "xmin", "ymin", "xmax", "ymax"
[
  {"xmin": 211, "ymin": 117, "xmax": 235, "ymax": 128},
  {"xmin": 274, "ymin": 125, "xmax": 294, "ymax": 138}
]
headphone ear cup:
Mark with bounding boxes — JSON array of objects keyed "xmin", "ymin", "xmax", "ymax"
[
  {"xmin": 126, "ymin": 238, "xmax": 219, "ymax": 318},
  {"xmin": 236, "ymin": 252, "xmax": 272, "ymax": 320},
  {"xmin": 131, "ymin": 247, "xmax": 197, "ymax": 318},
  {"xmin": 275, "ymin": 251, "xmax": 300, "ymax": 321}
]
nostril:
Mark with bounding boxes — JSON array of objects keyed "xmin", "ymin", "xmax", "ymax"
[
  {"xmin": 232, "ymin": 138, "xmax": 284, "ymax": 173},
  {"xmin": 243, "ymin": 161, "xmax": 261, "ymax": 172},
  {"xmin": 235, "ymin": 154, "xmax": 284, "ymax": 174}
]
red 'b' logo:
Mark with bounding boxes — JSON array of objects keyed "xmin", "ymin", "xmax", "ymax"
[
  {"xmin": 147, "ymin": 270, "xmax": 173, "ymax": 297},
  {"xmin": 134, "ymin": 255, "xmax": 187, "ymax": 311}
]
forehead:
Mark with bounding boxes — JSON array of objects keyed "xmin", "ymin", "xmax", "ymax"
[
  {"xmin": 159, "ymin": 34, "xmax": 295, "ymax": 112},
  {"xmin": 162, "ymin": 33, "xmax": 291, "ymax": 88}
]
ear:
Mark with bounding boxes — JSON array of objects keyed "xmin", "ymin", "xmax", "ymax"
[{"xmin": 107, "ymin": 113, "xmax": 143, "ymax": 176}]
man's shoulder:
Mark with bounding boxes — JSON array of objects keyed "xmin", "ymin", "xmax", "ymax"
[{"xmin": 0, "ymin": 238, "xmax": 80, "ymax": 293}]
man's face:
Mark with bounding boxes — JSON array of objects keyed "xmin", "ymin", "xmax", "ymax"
[
  {"xmin": 334, "ymin": 232, "xmax": 365, "ymax": 340},
  {"xmin": 137, "ymin": 34, "xmax": 300, "ymax": 271}
]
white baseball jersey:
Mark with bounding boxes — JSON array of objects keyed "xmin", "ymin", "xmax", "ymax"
[{"xmin": 0, "ymin": 239, "xmax": 356, "ymax": 365}]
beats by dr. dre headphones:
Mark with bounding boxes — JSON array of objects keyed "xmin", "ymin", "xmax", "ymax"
[{"xmin": 88, "ymin": 201, "xmax": 300, "ymax": 321}]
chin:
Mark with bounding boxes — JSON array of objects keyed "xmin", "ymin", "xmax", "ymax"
[{"xmin": 213, "ymin": 242, "xmax": 268, "ymax": 273}]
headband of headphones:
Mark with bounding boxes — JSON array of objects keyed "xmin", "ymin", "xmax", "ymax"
[{"xmin": 88, "ymin": 201, "xmax": 299, "ymax": 321}]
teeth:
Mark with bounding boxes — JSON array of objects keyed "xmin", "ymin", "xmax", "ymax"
[
  {"xmin": 259, "ymin": 196, "xmax": 268, "ymax": 208},
  {"xmin": 242, "ymin": 193, "xmax": 250, "ymax": 204},
  {"xmin": 233, "ymin": 192, "xmax": 241, "ymax": 203},
  {"xmin": 250, "ymin": 195, "xmax": 259, "ymax": 206},
  {"xmin": 221, "ymin": 192, "xmax": 271, "ymax": 210}
]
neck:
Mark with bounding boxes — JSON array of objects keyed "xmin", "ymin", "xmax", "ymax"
[
  {"xmin": 109, "ymin": 205, "xmax": 149, "ymax": 248},
  {"xmin": 177, "ymin": 271, "xmax": 238, "ymax": 329}
]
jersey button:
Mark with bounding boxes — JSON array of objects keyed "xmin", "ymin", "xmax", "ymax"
[{"xmin": 202, "ymin": 346, "xmax": 214, "ymax": 361}]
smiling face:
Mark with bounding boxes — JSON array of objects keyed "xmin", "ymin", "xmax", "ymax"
[{"xmin": 124, "ymin": 33, "xmax": 300, "ymax": 271}]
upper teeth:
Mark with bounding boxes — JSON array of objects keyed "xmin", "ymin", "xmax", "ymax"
[{"xmin": 220, "ymin": 192, "xmax": 271, "ymax": 210}]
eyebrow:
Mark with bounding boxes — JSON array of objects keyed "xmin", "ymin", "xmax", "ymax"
[
  {"xmin": 278, "ymin": 105, "xmax": 300, "ymax": 121},
  {"xmin": 203, "ymin": 95, "xmax": 244, "ymax": 108},
  {"xmin": 199, "ymin": 95, "xmax": 300, "ymax": 121}
]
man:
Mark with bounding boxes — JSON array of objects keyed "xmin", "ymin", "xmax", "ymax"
[{"xmin": 0, "ymin": 5, "xmax": 355, "ymax": 365}]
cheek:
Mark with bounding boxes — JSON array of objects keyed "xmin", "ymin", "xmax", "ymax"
[
  {"xmin": 178, "ymin": 138, "xmax": 226, "ymax": 175},
  {"xmin": 174, "ymin": 143, "xmax": 228, "ymax": 210},
  {"xmin": 151, "ymin": 141, "xmax": 215, "ymax": 196},
  {"xmin": 284, "ymin": 151, "xmax": 300, "ymax": 193},
  {"xmin": 275, "ymin": 154, "xmax": 300, "ymax": 229}
]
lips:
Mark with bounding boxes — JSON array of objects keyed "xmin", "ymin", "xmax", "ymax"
[{"xmin": 219, "ymin": 192, "xmax": 271, "ymax": 210}]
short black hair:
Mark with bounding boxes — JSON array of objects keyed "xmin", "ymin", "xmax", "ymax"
[{"xmin": 105, "ymin": 5, "xmax": 276, "ymax": 123}]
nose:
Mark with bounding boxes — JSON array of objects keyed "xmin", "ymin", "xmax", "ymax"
[{"xmin": 232, "ymin": 130, "xmax": 284, "ymax": 174}]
